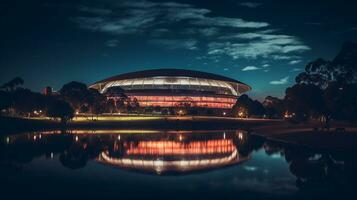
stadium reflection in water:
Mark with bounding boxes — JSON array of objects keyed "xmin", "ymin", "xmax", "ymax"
[
  {"xmin": 1, "ymin": 129, "xmax": 356, "ymax": 199},
  {"xmin": 97, "ymin": 130, "xmax": 252, "ymax": 174},
  {"xmin": 2, "ymin": 130, "xmax": 261, "ymax": 174}
]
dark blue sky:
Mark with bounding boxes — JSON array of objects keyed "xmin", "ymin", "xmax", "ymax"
[{"xmin": 1, "ymin": 0, "xmax": 356, "ymax": 99}]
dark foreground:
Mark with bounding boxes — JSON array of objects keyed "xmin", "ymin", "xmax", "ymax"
[{"xmin": 1, "ymin": 129, "xmax": 357, "ymax": 200}]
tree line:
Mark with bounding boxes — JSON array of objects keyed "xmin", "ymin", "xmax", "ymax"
[
  {"xmin": 232, "ymin": 42, "xmax": 357, "ymax": 125},
  {"xmin": 0, "ymin": 80, "xmax": 137, "ymax": 123}
]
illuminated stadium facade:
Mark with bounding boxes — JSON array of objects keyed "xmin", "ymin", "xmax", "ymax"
[{"xmin": 90, "ymin": 69, "xmax": 251, "ymax": 109}]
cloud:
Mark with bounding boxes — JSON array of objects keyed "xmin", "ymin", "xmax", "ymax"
[
  {"xmin": 272, "ymin": 55, "xmax": 299, "ymax": 60},
  {"xmin": 148, "ymin": 39, "xmax": 198, "ymax": 50},
  {"xmin": 291, "ymin": 68, "xmax": 302, "ymax": 72},
  {"xmin": 270, "ymin": 76, "xmax": 289, "ymax": 85},
  {"xmin": 79, "ymin": 6, "xmax": 112, "ymax": 15},
  {"xmin": 199, "ymin": 27, "xmax": 219, "ymax": 36},
  {"xmin": 242, "ymin": 66, "xmax": 260, "ymax": 71},
  {"xmin": 239, "ymin": 2, "xmax": 263, "ymax": 8},
  {"xmin": 73, "ymin": 0, "xmax": 268, "ymax": 36},
  {"xmin": 288, "ymin": 60, "xmax": 302, "ymax": 65},
  {"xmin": 211, "ymin": 31, "xmax": 310, "ymax": 59},
  {"xmin": 181, "ymin": 27, "xmax": 219, "ymax": 36},
  {"xmin": 151, "ymin": 28, "xmax": 170, "ymax": 37},
  {"xmin": 106, "ymin": 39, "xmax": 119, "ymax": 47},
  {"xmin": 262, "ymin": 64, "xmax": 270, "ymax": 68},
  {"xmin": 72, "ymin": 14, "xmax": 157, "ymax": 35},
  {"xmin": 192, "ymin": 17, "xmax": 268, "ymax": 28},
  {"xmin": 72, "ymin": 0, "xmax": 309, "ymax": 61}
]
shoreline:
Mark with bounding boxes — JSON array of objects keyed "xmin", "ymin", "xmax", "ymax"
[
  {"xmin": 0, "ymin": 115, "xmax": 280, "ymax": 133},
  {"xmin": 1, "ymin": 115, "xmax": 357, "ymax": 151}
]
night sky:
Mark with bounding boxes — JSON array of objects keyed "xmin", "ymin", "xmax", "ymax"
[{"xmin": 1, "ymin": 0, "xmax": 356, "ymax": 100}]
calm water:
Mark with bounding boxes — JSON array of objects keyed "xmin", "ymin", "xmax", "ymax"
[{"xmin": 1, "ymin": 129, "xmax": 356, "ymax": 200}]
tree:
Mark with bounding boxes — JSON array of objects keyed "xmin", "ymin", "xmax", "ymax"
[
  {"xmin": 232, "ymin": 94, "xmax": 265, "ymax": 118},
  {"xmin": 105, "ymin": 99, "xmax": 116, "ymax": 113},
  {"xmin": 46, "ymin": 100, "xmax": 74, "ymax": 124},
  {"xmin": 126, "ymin": 97, "xmax": 140, "ymax": 113},
  {"xmin": 11, "ymin": 88, "xmax": 48, "ymax": 117},
  {"xmin": 0, "ymin": 77, "xmax": 24, "ymax": 92},
  {"xmin": 289, "ymin": 42, "xmax": 357, "ymax": 124},
  {"xmin": 284, "ymin": 84, "xmax": 325, "ymax": 122},
  {"xmin": 59, "ymin": 81, "xmax": 90, "ymax": 111},
  {"xmin": 296, "ymin": 42, "xmax": 357, "ymax": 88},
  {"xmin": 105, "ymin": 87, "xmax": 129, "ymax": 113},
  {"xmin": 324, "ymin": 82, "xmax": 357, "ymax": 122},
  {"xmin": 174, "ymin": 97, "xmax": 195, "ymax": 115},
  {"xmin": 263, "ymin": 96, "xmax": 284, "ymax": 118},
  {"xmin": 0, "ymin": 91, "xmax": 11, "ymax": 115}
]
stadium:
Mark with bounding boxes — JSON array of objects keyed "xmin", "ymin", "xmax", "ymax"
[{"xmin": 89, "ymin": 69, "xmax": 251, "ymax": 110}]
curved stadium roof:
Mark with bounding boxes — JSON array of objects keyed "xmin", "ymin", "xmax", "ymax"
[{"xmin": 91, "ymin": 68, "xmax": 251, "ymax": 91}]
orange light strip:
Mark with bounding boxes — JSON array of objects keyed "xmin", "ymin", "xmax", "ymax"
[{"xmin": 108, "ymin": 95, "xmax": 237, "ymax": 108}]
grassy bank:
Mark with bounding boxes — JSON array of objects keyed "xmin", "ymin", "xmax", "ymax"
[
  {"xmin": 1, "ymin": 115, "xmax": 356, "ymax": 151},
  {"xmin": 251, "ymin": 122, "xmax": 357, "ymax": 151},
  {"xmin": 0, "ymin": 115, "xmax": 279, "ymax": 134}
]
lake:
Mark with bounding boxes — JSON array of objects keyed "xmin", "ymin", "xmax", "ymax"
[{"xmin": 1, "ymin": 129, "xmax": 355, "ymax": 199}]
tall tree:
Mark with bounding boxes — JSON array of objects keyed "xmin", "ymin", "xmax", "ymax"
[
  {"xmin": 263, "ymin": 96, "xmax": 284, "ymax": 118},
  {"xmin": 285, "ymin": 84, "xmax": 326, "ymax": 121},
  {"xmin": 0, "ymin": 77, "xmax": 24, "ymax": 92},
  {"xmin": 59, "ymin": 81, "xmax": 90, "ymax": 111},
  {"xmin": 46, "ymin": 100, "xmax": 74, "ymax": 124},
  {"xmin": 296, "ymin": 42, "xmax": 357, "ymax": 88},
  {"xmin": 232, "ymin": 94, "xmax": 264, "ymax": 117}
]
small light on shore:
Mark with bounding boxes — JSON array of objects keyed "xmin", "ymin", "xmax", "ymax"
[
  {"xmin": 118, "ymin": 135, "xmax": 121, "ymax": 140},
  {"xmin": 238, "ymin": 132, "xmax": 243, "ymax": 140},
  {"xmin": 75, "ymin": 136, "xmax": 79, "ymax": 142}
]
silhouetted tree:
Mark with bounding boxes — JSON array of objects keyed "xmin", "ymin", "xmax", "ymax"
[
  {"xmin": 0, "ymin": 77, "xmax": 24, "ymax": 92},
  {"xmin": 11, "ymin": 88, "xmax": 48, "ymax": 117},
  {"xmin": 287, "ymin": 42, "xmax": 357, "ymax": 124},
  {"xmin": 232, "ymin": 94, "xmax": 264, "ymax": 117},
  {"xmin": 46, "ymin": 100, "xmax": 74, "ymax": 124},
  {"xmin": 105, "ymin": 98, "xmax": 116, "ymax": 113},
  {"xmin": 284, "ymin": 84, "xmax": 326, "ymax": 121},
  {"xmin": 87, "ymin": 88, "xmax": 106, "ymax": 119},
  {"xmin": 127, "ymin": 97, "xmax": 140, "ymax": 113},
  {"xmin": 59, "ymin": 81, "xmax": 89, "ymax": 111},
  {"xmin": 324, "ymin": 82, "xmax": 357, "ymax": 122},
  {"xmin": 0, "ymin": 91, "xmax": 11, "ymax": 115},
  {"xmin": 174, "ymin": 97, "xmax": 195, "ymax": 115},
  {"xmin": 263, "ymin": 96, "xmax": 284, "ymax": 118},
  {"xmin": 296, "ymin": 42, "xmax": 357, "ymax": 88},
  {"xmin": 105, "ymin": 87, "xmax": 129, "ymax": 113}
]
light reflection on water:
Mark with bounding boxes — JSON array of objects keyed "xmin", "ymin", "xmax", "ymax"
[{"xmin": 0, "ymin": 129, "xmax": 356, "ymax": 199}]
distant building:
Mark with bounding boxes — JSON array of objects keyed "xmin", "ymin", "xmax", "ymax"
[
  {"xmin": 42, "ymin": 86, "xmax": 53, "ymax": 96},
  {"xmin": 89, "ymin": 69, "xmax": 251, "ymax": 109},
  {"xmin": 42, "ymin": 86, "xmax": 59, "ymax": 96}
]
